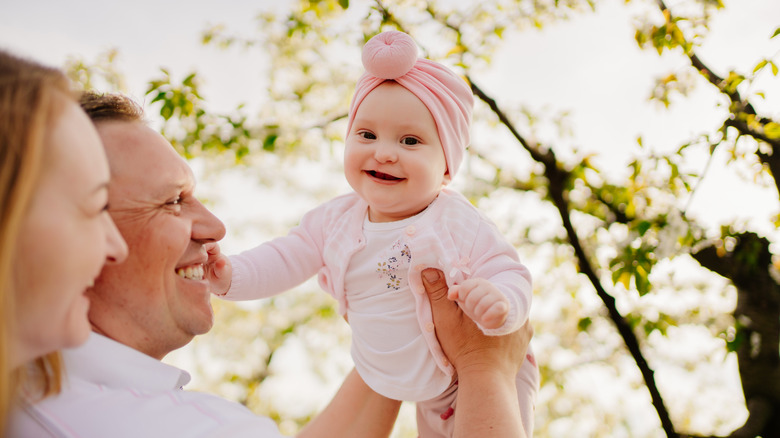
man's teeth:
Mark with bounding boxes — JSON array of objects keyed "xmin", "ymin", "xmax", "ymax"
[{"xmin": 176, "ymin": 265, "xmax": 205, "ymax": 280}]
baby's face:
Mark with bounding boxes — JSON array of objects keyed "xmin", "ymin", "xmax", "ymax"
[{"xmin": 344, "ymin": 82, "xmax": 449, "ymax": 223}]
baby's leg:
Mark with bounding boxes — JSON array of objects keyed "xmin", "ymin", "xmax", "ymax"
[
  {"xmin": 415, "ymin": 350, "xmax": 539, "ymax": 438},
  {"xmin": 415, "ymin": 380, "xmax": 457, "ymax": 438}
]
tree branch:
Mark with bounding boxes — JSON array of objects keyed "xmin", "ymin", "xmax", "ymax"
[
  {"xmin": 469, "ymin": 78, "xmax": 678, "ymax": 438},
  {"xmin": 656, "ymin": 0, "xmax": 780, "ymax": 196}
]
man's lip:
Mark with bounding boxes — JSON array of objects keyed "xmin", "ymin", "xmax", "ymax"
[{"xmin": 175, "ymin": 257, "xmax": 208, "ymax": 271}]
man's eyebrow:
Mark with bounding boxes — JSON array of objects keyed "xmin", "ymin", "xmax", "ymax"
[{"xmin": 152, "ymin": 180, "xmax": 194, "ymax": 199}]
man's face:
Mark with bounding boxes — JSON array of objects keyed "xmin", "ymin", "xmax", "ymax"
[{"xmin": 88, "ymin": 121, "xmax": 226, "ymax": 359}]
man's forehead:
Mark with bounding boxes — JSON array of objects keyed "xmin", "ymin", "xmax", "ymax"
[{"xmin": 98, "ymin": 121, "xmax": 195, "ymax": 197}]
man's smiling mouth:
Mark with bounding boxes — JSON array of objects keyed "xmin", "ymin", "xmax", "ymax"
[{"xmin": 176, "ymin": 264, "xmax": 205, "ymax": 280}]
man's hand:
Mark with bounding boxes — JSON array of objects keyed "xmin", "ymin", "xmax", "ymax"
[
  {"xmin": 204, "ymin": 242, "xmax": 232, "ymax": 296},
  {"xmin": 422, "ymin": 268, "xmax": 530, "ymax": 376},
  {"xmin": 422, "ymin": 268, "xmax": 531, "ymax": 438}
]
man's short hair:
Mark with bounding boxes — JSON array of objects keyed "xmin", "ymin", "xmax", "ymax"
[{"xmin": 79, "ymin": 91, "xmax": 144, "ymax": 123}]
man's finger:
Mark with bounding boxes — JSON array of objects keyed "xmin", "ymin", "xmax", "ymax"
[{"xmin": 422, "ymin": 268, "xmax": 450, "ymax": 305}]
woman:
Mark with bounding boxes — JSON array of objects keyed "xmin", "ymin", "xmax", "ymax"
[{"xmin": 0, "ymin": 50, "xmax": 128, "ymax": 432}]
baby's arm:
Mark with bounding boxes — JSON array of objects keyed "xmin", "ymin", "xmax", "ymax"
[
  {"xmin": 448, "ymin": 279, "xmax": 510, "ymax": 330},
  {"xmin": 218, "ymin": 199, "xmax": 339, "ymax": 301},
  {"xmin": 459, "ymin": 219, "xmax": 532, "ymax": 335}
]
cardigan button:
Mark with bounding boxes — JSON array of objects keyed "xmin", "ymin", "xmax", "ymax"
[
  {"xmin": 405, "ymin": 225, "xmax": 416, "ymax": 236},
  {"xmin": 425, "ymin": 322, "xmax": 435, "ymax": 332}
]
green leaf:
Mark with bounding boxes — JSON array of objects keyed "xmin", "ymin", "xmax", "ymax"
[
  {"xmin": 617, "ymin": 271, "xmax": 631, "ymax": 289},
  {"xmin": 634, "ymin": 265, "xmax": 651, "ymax": 296},
  {"xmin": 637, "ymin": 220, "xmax": 652, "ymax": 236},
  {"xmin": 337, "ymin": 0, "xmax": 349, "ymax": 8},
  {"xmin": 262, "ymin": 133, "xmax": 278, "ymax": 151},
  {"xmin": 772, "ymin": 27, "xmax": 780, "ymax": 39},
  {"xmin": 723, "ymin": 71, "xmax": 745, "ymax": 94},
  {"xmin": 183, "ymin": 72, "xmax": 197, "ymax": 87},
  {"xmin": 160, "ymin": 101, "xmax": 174, "ymax": 120},
  {"xmin": 149, "ymin": 91, "xmax": 167, "ymax": 104},
  {"xmin": 753, "ymin": 59, "xmax": 768, "ymax": 74},
  {"xmin": 764, "ymin": 122, "xmax": 780, "ymax": 139}
]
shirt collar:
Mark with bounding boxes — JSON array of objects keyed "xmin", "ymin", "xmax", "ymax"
[{"xmin": 62, "ymin": 333, "xmax": 191, "ymax": 391}]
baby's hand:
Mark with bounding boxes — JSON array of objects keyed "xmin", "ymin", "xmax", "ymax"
[
  {"xmin": 448, "ymin": 278, "xmax": 509, "ymax": 330},
  {"xmin": 205, "ymin": 242, "xmax": 232, "ymax": 296}
]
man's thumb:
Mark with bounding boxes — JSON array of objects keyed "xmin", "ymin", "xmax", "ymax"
[{"xmin": 421, "ymin": 268, "xmax": 449, "ymax": 305}]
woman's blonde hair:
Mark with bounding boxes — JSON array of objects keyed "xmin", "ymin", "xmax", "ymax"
[{"xmin": 0, "ymin": 49, "xmax": 75, "ymax": 431}]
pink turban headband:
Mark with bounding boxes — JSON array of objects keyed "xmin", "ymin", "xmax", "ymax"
[{"xmin": 346, "ymin": 31, "xmax": 474, "ymax": 179}]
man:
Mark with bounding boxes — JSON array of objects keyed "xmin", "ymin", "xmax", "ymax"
[{"xmin": 10, "ymin": 93, "xmax": 531, "ymax": 437}]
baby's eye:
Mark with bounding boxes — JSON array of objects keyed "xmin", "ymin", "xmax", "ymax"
[
  {"xmin": 401, "ymin": 137, "xmax": 419, "ymax": 145},
  {"xmin": 359, "ymin": 131, "xmax": 376, "ymax": 140}
]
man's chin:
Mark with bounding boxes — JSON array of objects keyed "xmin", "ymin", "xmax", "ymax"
[{"xmin": 190, "ymin": 307, "xmax": 215, "ymax": 336}]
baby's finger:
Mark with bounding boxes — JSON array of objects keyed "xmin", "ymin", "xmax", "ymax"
[
  {"xmin": 480, "ymin": 301, "xmax": 509, "ymax": 328},
  {"xmin": 448, "ymin": 284, "xmax": 461, "ymax": 300},
  {"xmin": 205, "ymin": 241, "xmax": 219, "ymax": 256}
]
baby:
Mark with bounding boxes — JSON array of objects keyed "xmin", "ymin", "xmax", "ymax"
[{"xmin": 216, "ymin": 31, "xmax": 539, "ymax": 437}]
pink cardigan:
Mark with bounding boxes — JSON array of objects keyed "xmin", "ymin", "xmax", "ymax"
[{"xmin": 226, "ymin": 187, "xmax": 532, "ymax": 377}]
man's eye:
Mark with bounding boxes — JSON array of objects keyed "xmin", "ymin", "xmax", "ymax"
[{"xmin": 167, "ymin": 196, "xmax": 182, "ymax": 206}]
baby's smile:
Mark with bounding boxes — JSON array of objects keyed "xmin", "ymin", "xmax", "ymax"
[{"xmin": 367, "ymin": 170, "xmax": 402, "ymax": 181}]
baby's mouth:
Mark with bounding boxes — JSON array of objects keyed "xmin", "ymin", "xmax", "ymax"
[
  {"xmin": 367, "ymin": 170, "xmax": 402, "ymax": 181},
  {"xmin": 176, "ymin": 264, "xmax": 205, "ymax": 281}
]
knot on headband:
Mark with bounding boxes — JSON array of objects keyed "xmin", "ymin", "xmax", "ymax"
[
  {"xmin": 347, "ymin": 31, "xmax": 474, "ymax": 180},
  {"xmin": 361, "ymin": 31, "xmax": 418, "ymax": 79}
]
